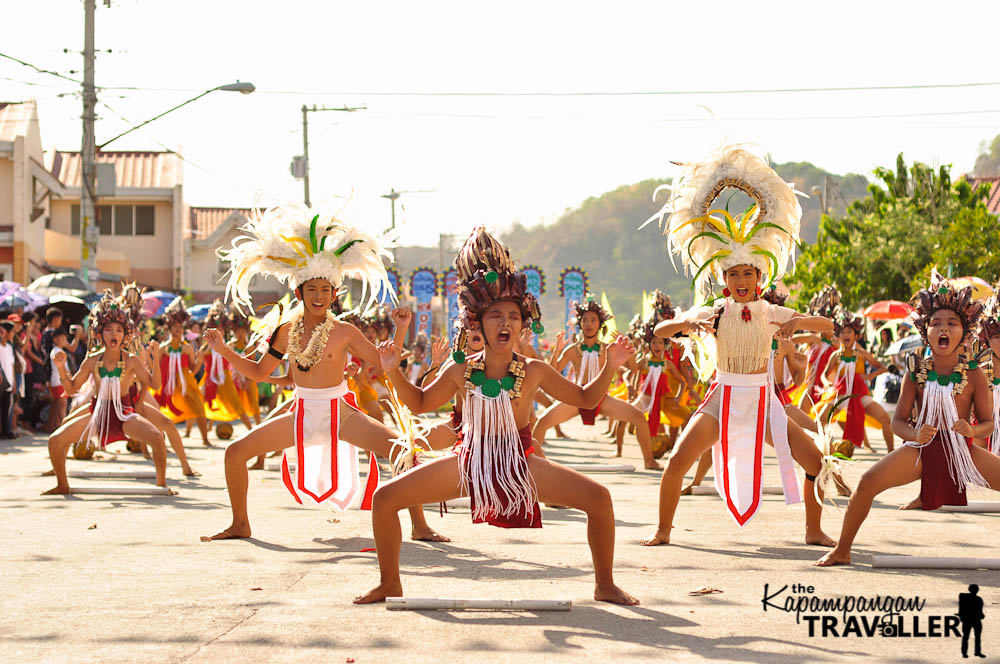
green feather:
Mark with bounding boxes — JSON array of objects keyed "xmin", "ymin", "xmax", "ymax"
[
  {"xmin": 686, "ymin": 231, "xmax": 728, "ymax": 265},
  {"xmin": 743, "ymin": 221, "xmax": 794, "ymax": 241},
  {"xmin": 309, "ymin": 214, "xmax": 319, "ymax": 253},
  {"xmin": 334, "ymin": 238, "xmax": 363, "ymax": 257},
  {"xmin": 691, "ymin": 255, "xmax": 720, "ymax": 290}
]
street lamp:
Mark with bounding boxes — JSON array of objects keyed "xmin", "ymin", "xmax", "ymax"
[
  {"xmin": 79, "ymin": 80, "xmax": 255, "ymax": 290},
  {"xmin": 97, "ymin": 80, "xmax": 255, "ymax": 150}
]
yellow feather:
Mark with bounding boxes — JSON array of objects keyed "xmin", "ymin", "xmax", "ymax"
[
  {"xmin": 280, "ymin": 235, "xmax": 313, "ymax": 259},
  {"xmin": 675, "ymin": 214, "xmax": 729, "ymax": 237}
]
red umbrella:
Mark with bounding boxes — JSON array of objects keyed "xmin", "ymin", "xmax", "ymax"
[{"xmin": 863, "ymin": 300, "xmax": 914, "ymax": 320}]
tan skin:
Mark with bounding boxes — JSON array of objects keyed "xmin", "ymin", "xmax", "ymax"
[
  {"xmin": 533, "ymin": 310, "xmax": 661, "ymax": 470},
  {"xmin": 42, "ymin": 323, "xmax": 172, "ymax": 493},
  {"xmin": 631, "ymin": 335, "xmax": 688, "ymax": 456},
  {"xmin": 353, "ymin": 300, "xmax": 639, "ymax": 606},
  {"xmin": 816, "ymin": 309, "xmax": 1000, "ymax": 566},
  {"xmin": 160, "ymin": 323, "xmax": 211, "ymax": 447},
  {"xmin": 199, "ymin": 279, "xmax": 446, "ymax": 543},
  {"xmin": 421, "ymin": 331, "xmax": 484, "ymax": 451},
  {"xmin": 640, "ymin": 265, "xmax": 837, "ymax": 547},
  {"xmin": 819, "ymin": 327, "xmax": 895, "ymax": 453},
  {"xmin": 793, "ymin": 332, "xmax": 840, "ymax": 413}
]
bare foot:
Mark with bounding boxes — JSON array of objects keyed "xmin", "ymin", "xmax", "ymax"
[
  {"xmin": 594, "ymin": 583, "xmax": 640, "ymax": 606},
  {"xmin": 805, "ymin": 529, "xmax": 836, "ymax": 547},
  {"xmin": 183, "ymin": 467, "xmax": 201, "ymax": 477},
  {"xmin": 680, "ymin": 484, "xmax": 695, "ymax": 496},
  {"xmin": 640, "ymin": 530, "xmax": 670, "ymax": 546},
  {"xmin": 613, "ymin": 452, "xmax": 623, "ymax": 458},
  {"xmin": 41, "ymin": 469, "xmax": 55, "ymax": 477},
  {"xmin": 353, "ymin": 581, "xmax": 403, "ymax": 605},
  {"xmin": 42, "ymin": 485, "xmax": 70, "ymax": 495},
  {"xmin": 200, "ymin": 524, "xmax": 251, "ymax": 541},
  {"xmin": 248, "ymin": 457, "xmax": 265, "ymax": 470},
  {"xmin": 814, "ymin": 549, "xmax": 851, "ymax": 567},
  {"xmin": 202, "ymin": 440, "xmax": 215, "ymax": 448},
  {"xmin": 412, "ymin": 528, "xmax": 451, "ymax": 543},
  {"xmin": 899, "ymin": 497, "xmax": 923, "ymax": 510},
  {"xmin": 644, "ymin": 461, "xmax": 664, "ymax": 471}
]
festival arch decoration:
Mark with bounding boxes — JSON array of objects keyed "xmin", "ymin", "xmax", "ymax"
[{"xmin": 440, "ymin": 268, "xmax": 461, "ymax": 343}]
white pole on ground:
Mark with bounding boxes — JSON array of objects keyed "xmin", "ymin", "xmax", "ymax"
[
  {"xmin": 68, "ymin": 485, "xmax": 173, "ymax": 495},
  {"xmin": 386, "ymin": 598, "xmax": 571, "ymax": 611},
  {"xmin": 872, "ymin": 555, "xmax": 1000, "ymax": 569}
]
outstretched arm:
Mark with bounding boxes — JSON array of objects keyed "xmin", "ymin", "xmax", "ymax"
[
  {"xmin": 377, "ymin": 340, "xmax": 460, "ymax": 413},
  {"xmin": 205, "ymin": 326, "xmax": 282, "ymax": 382},
  {"xmin": 57, "ymin": 353, "xmax": 96, "ymax": 395}
]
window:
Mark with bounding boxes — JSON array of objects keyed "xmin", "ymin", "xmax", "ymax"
[
  {"xmin": 114, "ymin": 205, "xmax": 133, "ymax": 235},
  {"xmin": 96, "ymin": 206, "xmax": 112, "ymax": 235},
  {"xmin": 135, "ymin": 205, "xmax": 154, "ymax": 235},
  {"xmin": 70, "ymin": 204, "xmax": 154, "ymax": 236}
]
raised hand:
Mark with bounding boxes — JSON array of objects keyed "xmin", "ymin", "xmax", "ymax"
[
  {"xmin": 430, "ymin": 335, "xmax": 450, "ymax": 366},
  {"xmin": 53, "ymin": 350, "xmax": 67, "ymax": 368},
  {"xmin": 377, "ymin": 340, "xmax": 401, "ymax": 373},
  {"xmin": 606, "ymin": 334, "xmax": 635, "ymax": 369},
  {"xmin": 553, "ymin": 329, "xmax": 567, "ymax": 353},
  {"xmin": 203, "ymin": 328, "xmax": 224, "ymax": 352},
  {"xmin": 917, "ymin": 424, "xmax": 938, "ymax": 445},
  {"xmin": 390, "ymin": 307, "xmax": 413, "ymax": 330}
]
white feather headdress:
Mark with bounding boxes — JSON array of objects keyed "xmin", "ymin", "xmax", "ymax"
[
  {"xmin": 219, "ymin": 202, "xmax": 396, "ymax": 315},
  {"xmin": 644, "ymin": 144, "xmax": 804, "ymax": 295}
]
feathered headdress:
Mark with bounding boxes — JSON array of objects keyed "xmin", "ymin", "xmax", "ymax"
[
  {"xmin": 646, "ymin": 144, "xmax": 803, "ymax": 295},
  {"xmin": 627, "ymin": 313, "xmax": 644, "ymax": 344},
  {"xmin": 650, "ymin": 289, "xmax": 676, "ymax": 321},
  {"xmin": 163, "ymin": 297, "xmax": 190, "ymax": 328},
  {"xmin": 832, "ymin": 308, "xmax": 864, "ymax": 336},
  {"xmin": 912, "ymin": 270, "xmax": 984, "ymax": 342},
  {"xmin": 89, "ymin": 289, "xmax": 134, "ymax": 334},
  {"xmin": 762, "ymin": 286, "xmax": 788, "ymax": 307},
  {"xmin": 979, "ymin": 282, "xmax": 1000, "ymax": 343},
  {"xmin": 454, "ymin": 227, "xmax": 542, "ymax": 334},
  {"xmin": 120, "ymin": 281, "xmax": 145, "ymax": 329},
  {"xmin": 205, "ymin": 299, "xmax": 231, "ymax": 332},
  {"xmin": 230, "ymin": 308, "xmax": 251, "ymax": 331},
  {"xmin": 573, "ymin": 293, "xmax": 612, "ymax": 326},
  {"xmin": 219, "ymin": 202, "xmax": 395, "ymax": 315},
  {"xmin": 808, "ymin": 285, "xmax": 841, "ymax": 318}
]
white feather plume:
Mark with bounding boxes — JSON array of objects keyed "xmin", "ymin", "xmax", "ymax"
[
  {"xmin": 218, "ymin": 202, "xmax": 396, "ymax": 316},
  {"xmin": 644, "ymin": 144, "xmax": 805, "ymax": 295}
]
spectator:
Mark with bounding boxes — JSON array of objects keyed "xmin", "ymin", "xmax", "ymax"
[
  {"xmin": 46, "ymin": 328, "xmax": 70, "ymax": 433},
  {"xmin": 0, "ymin": 321, "xmax": 16, "ymax": 438}
]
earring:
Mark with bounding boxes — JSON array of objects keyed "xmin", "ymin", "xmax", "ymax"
[
  {"xmin": 755, "ymin": 286, "xmax": 762, "ymax": 297},
  {"xmin": 722, "ymin": 288, "xmax": 731, "ymax": 297}
]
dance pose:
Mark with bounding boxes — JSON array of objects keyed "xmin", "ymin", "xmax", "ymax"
[
  {"xmin": 638, "ymin": 144, "xmax": 835, "ymax": 546},
  {"xmin": 355, "ymin": 227, "xmax": 638, "ymax": 605},
  {"xmin": 199, "ymin": 300, "xmax": 256, "ymax": 432},
  {"xmin": 201, "ymin": 203, "xmax": 446, "ymax": 543},
  {"xmin": 816, "ymin": 272, "xmax": 1000, "ymax": 566},
  {"xmin": 43, "ymin": 290, "xmax": 171, "ymax": 494},
  {"xmin": 153, "ymin": 299, "xmax": 211, "ymax": 447},
  {"xmin": 533, "ymin": 295, "xmax": 661, "ymax": 469},
  {"xmin": 815, "ymin": 309, "xmax": 895, "ymax": 452}
]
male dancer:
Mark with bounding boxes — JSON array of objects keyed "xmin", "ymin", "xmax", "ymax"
[{"xmin": 201, "ymin": 204, "xmax": 446, "ymax": 543}]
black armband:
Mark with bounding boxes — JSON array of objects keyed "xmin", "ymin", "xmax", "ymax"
[
  {"xmin": 267, "ymin": 346, "xmax": 284, "ymax": 360},
  {"xmin": 805, "ymin": 472, "xmax": 817, "ymax": 483}
]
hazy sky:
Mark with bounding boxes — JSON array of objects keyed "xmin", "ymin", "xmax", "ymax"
[{"xmin": 4, "ymin": 0, "xmax": 999, "ymax": 246}]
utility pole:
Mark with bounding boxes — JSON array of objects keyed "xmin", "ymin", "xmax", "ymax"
[
  {"xmin": 293, "ymin": 104, "xmax": 366, "ymax": 207},
  {"xmin": 80, "ymin": 0, "xmax": 98, "ymax": 288},
  {"xmin": 380, "ymin": 188, "xmax": 435, "ymax": 264}
]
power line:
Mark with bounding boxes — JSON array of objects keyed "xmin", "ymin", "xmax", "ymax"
[
  {"xmin": 0, "ymin": 51, "xmax": 82, "ymax": 85},
  {"xmin": 96, "ymin": 80, "xmax": 1000, "ymax": 96}
]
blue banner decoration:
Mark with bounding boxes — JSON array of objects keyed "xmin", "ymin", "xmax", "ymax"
[
  {"xmin": 409, "ymin": 267, "xmax": 438, "ymax": 340},
  {"xmin": 380, "ymin": 267, "xmax": 401, "ymax": 305},
  {"xmin": 521, "ymin": 265, "xmax": 545, "ymax": 350},
  {"xmin": 441, "ymin": 269, "xmax": 461, "ymax": 343},
  {"xmin": 558, "ymin": 267, "xmax": 589, "ymax": 331}
]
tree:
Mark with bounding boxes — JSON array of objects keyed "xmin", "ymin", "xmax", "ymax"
[
  {"xmin": 787, "ymin": 154, "xmax": 994, "ymax": 310},
  {"xmin": 974, "ymin": 134, "xmax": 1000, "ymax": 177}
]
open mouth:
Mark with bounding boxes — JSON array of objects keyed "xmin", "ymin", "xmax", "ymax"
[
  {"xmin": 936, "ymin": 336, "xmax": 951, "ymax": 349},
  {"xmin": 736, "ymin": 287, "xmax": 749, "ymax": 297},
  {"xmin": 497, "ymin": 330, "xmax": 511, "ymax": 344}
]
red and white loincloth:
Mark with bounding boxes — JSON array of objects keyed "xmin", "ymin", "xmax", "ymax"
[
  {"xmin": 281, "ymin": 383, "xmax": 380, "ymax": 511},
  {"xmin": 696, "ymin": 370, "xmax": 802, "ymax": 527}
]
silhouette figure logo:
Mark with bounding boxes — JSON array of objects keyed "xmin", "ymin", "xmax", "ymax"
[{"xmin": 957, "ymin": 584, "xmax": 986, "ymax": 658}]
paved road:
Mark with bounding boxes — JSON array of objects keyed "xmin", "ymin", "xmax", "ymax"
[{"xmin": 2, "ymin": 415, "xmax": 998, "ymax": 663}]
